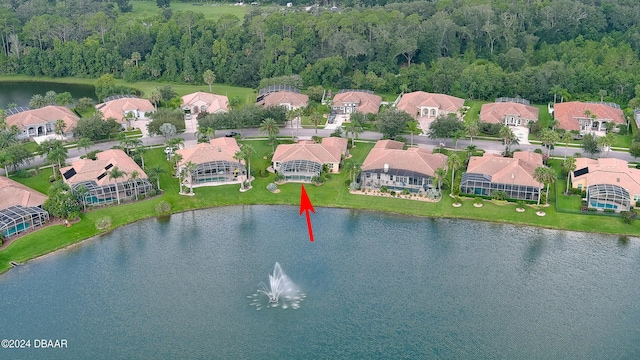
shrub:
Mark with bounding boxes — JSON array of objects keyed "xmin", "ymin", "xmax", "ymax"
[
  {"xmin": 330, "ymin": 128, "xmax": 343, "ymax": 137},
  {"xmin": 148, "ymin": 189, "xmax": 158, "ymax": 197},
  {"xmin": 491, "ymin": 190, "xmax": 508, "ymax": 201},
  {"xmin": 155, "ymin": 201, "xmax": 171, "ymax": 216},
  {"xmin": 14, "ymin": 169, "xmax": 32, "ymax": 178},
  {"xmin": 516, "ymin": 200, "xmax": 525, "ymax": 207},
  {"xmin": 349, "ymin": 182, "xmax": 360, "ymax": 191},
  {"xmin": 389, "ymin": 190, "xmax": 396, "ymax": 196},
  {"xmin": 344, "ymin": 179, "xmax": 352, "ymax": 186},
  {"xmin": 395, "ymin": 136, "xmax": 407, "ymax": 143},
  {"xmin": 258, "ymin": 169, "xmax": 269, "ymax": 178},
  {"xmin": 533, "ymin": 149, "xmax": 543, "ymax": 154},
  {"xmin": 380, "ymin": 186, "xmax": 388, "ymax": 193},
  {"xmin": 267, "ymin": 183, "xmax": 278, "ymax": 192},
  {"xmin": 474, "ymin": 197, "xmax": 483, "ymax": 204},
  {"xmin": 275, "ymin": 173, "xmax": 285, "ymax": 182},
  {"xmin": 636, "ymin": 200, "xmax": 640, "ymax": 208},
  {"xmin": 621, "ymin": 211, "xmax": 637, "ymax": 224},
  {"xmin": 402, "ymin": 188, "xmax": 410, "ymax": 195},
  {"xmin": 86, "ymin": 150, "xmax": 99, "ymax": 160},
  {"xmin": 95, "ymin": 217, "xmax": 112, "ymax": 230},
  {"xmin": 311, "ymin": 175, "xmax": 324, "ymax": 185},
  {"xmin": 604, "ymin": 208, "xmax": 615, "ymax": 213},
  {"xmin": 453, "ymin": 196, "xmax": 462, "ymax": 204}
]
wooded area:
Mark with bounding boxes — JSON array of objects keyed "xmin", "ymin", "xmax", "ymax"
[{"xmin": 2, "ymin": 0, "xmax": 640, "ymax": 106}]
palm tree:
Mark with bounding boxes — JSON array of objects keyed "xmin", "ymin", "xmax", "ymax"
[
  {"xmin": 561, "ymin": 131, "xmax": 573, "ymax": 159},
  {"xmin": 563, "ymin": 157, "xmax": 577, "ymax": 194},
  {"xmin": 54, "ymin": 119, "xmax": 66, "ymax": 138},
  {"xmin": 203, "ymin": 69, "xmax": 216, "ymax": 92},
  {"xmin": 77, "ymin": 137, "xmax": 94, "ymax": 156},
  {"xmin": 598, "ymin": 132, "xmax": 615, "ymax": 157},
  {"xmin": 45, "ymin": 142, "xmax": 68, "ymax": 177},
  {"xmin": 146, "ymin": 166, "xmax": 166, "ymax": 191},
  {"xmin": 148, "ymin": 89, "xmax": 161, "ymax": 110},
  {"xmin": 240, "ymin": 143, "xmax": 255, "ymax": 187},
  {"xmin": 29, "ymin": 94, "xmax": 45, "ymax": 108},
  {"xmin": 183, "ymin": 161, "xmax": 197, "ymax": 194},
  {"xmin": 108, "ymin": 166, "xmax": 127, "ymax": 204},
  {"xmin": 598, "ymin": 89, "xmax": 607, "ymax": 102},
  {"xmin": 435, "ymin": 167, "xmax": 446, "ymax": 194},
  {"xmin": 0, "ymin": 128, "xmax": 19, "ymax": 149},
  {"xmin": 311, "ymin": 113, "xmax": 323, "ymax": 134},
  {"xmin": 499, "ymin": 126, "xmax": 518, "ymax": 154},
  {"xmin": 539, "ymin": 128, "xmax": 560, "ymax": 156},
  {"xmin": 133, "ymin": 144, "xmax": 147, "ymax": 169},
  {"xmin": 346, "ymin": 160, "xmax": 361, "ymax": 183},
  {"xmin": 129, "ymin": 170, "xmax": 140, "ymax": 200},
  {"xmin": 533, "ymin": 166, "xmax": 555, "ymax": 206},
  {"xmin": 233, "ymin": 150, "xmax": 246, "ymax": 189},
  {"xmin": 259, "ymin": 118, "xmax": 280, "ymax": 152},
  {"xmin": 406, "ymin": 121, "xmax": 420, "ymax": 147},
  {"xmin": 466, "ymin": 145, "xmax": 477, "ymax": 159},
  {"xmin": 465, "ymin": 121, "xmax": 479, "ymax": 144},
  {"xmin": 131, "ymin": 51, "xmax": 141, "ymax": 67},
  {"xmin": 447, "ymin": 153, "xmax": 462, "ymax": 190},
  {"xmin": 549, "ymin": 85, "xmax": 562, "ymax": 105},
  {"xmin": 452, "ymin": 129, "xmax": 466, "ymax": 150},
  {"xmin": 75, "ymin": 184, "xmax": 89, "ymax": 211},
  {"xmin": 171, "ymin": 153, "xmax": 183, "ymax": 174},
  {"xmin": 166, "ymin": 137, "xmax": 184, "ymax": 151}
]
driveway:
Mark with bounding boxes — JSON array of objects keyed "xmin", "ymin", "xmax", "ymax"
[{"xmin": 512, "ymin": 126, "xmax": 530, "ymax": 145}]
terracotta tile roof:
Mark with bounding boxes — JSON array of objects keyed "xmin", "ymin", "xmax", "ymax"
[
  {"xmin": 5, "ymin": 105, "xmax": 79, "ymax": 132},
  {"xmin": 396, "ymin": 91, "xmax": 464, "ymax": 119},
  {"xmin": 321, "ymin": 137, "xmax": 348, "ymax": 155},
  {"xmin": 273, "ymin": 142, "xmax": 342, "ymax": 164},
  {"xmin": 362, "ymin": 140, "xmax": 447, "ymax": 176},
  {"xmin": 480, "ymin": 102, "xmax": 539, "ymax": 124},
  {"xmin": 181, "ymin": 92, "xmax": 229, "ymax": 113},
  {"xmin": 257, "ymin": 91, "xmax": 308, "ymax": 108},
  {"xmin": 60, "ymin": 149, "xmax": 147, "ymax": 186},
  {"xmin": 175, "ymin": 137, "xmax": 241, "ymax": 168},
  {"xmin": 332, "ymin": 91, "xmax": 382, "ymax": 114},
  {"xmin": 466, "ymin": 152, "xmax": 544, "ymax": 188},
  {"xmin": 96, "ymin": 98, "xmax": 155, "ymax": 122},
  {"xmin": 0, "ymin": 176, "xmax": 47, "ymax": 209},
  {"xmin": 572, "ymin": 157, "xmax": 640, "ymax": 195},
  {"xmin": 554, "ymin": 102, "xmax": 625, "ymax": 131}
]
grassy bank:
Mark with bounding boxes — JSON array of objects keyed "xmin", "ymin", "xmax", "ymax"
[
  {"xmin": 2, "ymin": 140, "xmax": 640, "ymax": 274},
  {"xmin": 0, "ymin": 75, "xmax": 256, "ymax": 105}
]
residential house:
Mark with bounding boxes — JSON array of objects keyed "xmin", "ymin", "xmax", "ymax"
[
  {"xmin": 181, "ymin": 92, "xmax": 229, "ymax": 116},
  {"xmin": 571, "ymin": 158, "xmax": 640, "ymax": 212},
  {"xmin": 460, "ymin": 151, "xmax": 543, "ymax": 201},
  {"xmin": 360, "ymin": 140, "xmax": 447, "ymax": 193},
  {"xmin": 5, "ymin": 105, "xmax": 79, "ymax": 139},
  {"xmin": 0, "ymin": 176, "xmax": 49, "ymax": 238},
  {"xmin": 175, "ymin": 137, "xmax": 246, "ymax": 187},
  {"xmin": 553, "ymin": 101, "xmax": 624, "ymax": 135},
  {"xmin": 96, "ymin": 95, "xmax": 155, "ymax": 129},
  {"xmin": 396, "ymin": 91, "xmax": 464, "ymax": 132},
  {"xmin": 272, "ymin": 137, "xmax": 347, "ymax": 182},
  {"xmin": 480, "ymin": 100, "xmax": 538, "ymax": 126},
  {"xmin": 60, "ymin": 149, "xmax": 152, "ymax": 206},
  {"xmin": 256, "ymin": 90, "xmax": 309, "ymax": 110},
  {"xmin": 331, "ymin": 90, "xmax": 382, "ymax": 115}
]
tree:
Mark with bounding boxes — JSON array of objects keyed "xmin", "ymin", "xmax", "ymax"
[
  {"xmin": 539, "ymin": 128, "xmax": 560, "ymax": 156},
  {"xmin": 54, "ymin": 119, "xmax": 67, "ymax": 138},
  {"xmin": 346, "ymin": 160, "xmax": 361, "ymax": 183},
  {"xmin": 129, "ymin": 170, "xmax": 140, "ymax": 200},
  {"xmin": 452, "ymin": 129, "xmax": 466, "ymax": 150},
  {"xmin": 465, "ymin": 121, "xmax": 479, "ymax": 144},
  {"xmin": 629, "ymin": 142, "xmax": 640, "ymax": 160},
  {"xmin": 259, "ymin": 118, "xmax": 280, "ymax": 152},
  {"xmin": 561, "ymin": 131, "xmax": 573, "ymax": 159},
  {"xmin": 147, "ymin": 166, "xmax": 166, "ymax": 191},
  {"xmin": 599, "ymin": 89, "xmax": 607, "ymax": 102},
  {"xmin": 203, "ymin": 70, "xmax": 216, "ymax": 92},
  {"xmin": 95, "ymin": 74, "xmax": 117, "ymax": 101},
  {"xmin": 44, "ymin": 91, "xmax": 57, "ymax": 105},
  {"xmin": 447, "ymin": 153, "xmax": 462, "ymax": 191},
  {"xmin": 233, "ymin": 150, "xmax": 246, "ymax": 190},
  {"xmin": 108, "ymin": 166, "xmax": 127, "ymax": 204},
  {"xmin": 563, "ymin": 156, "xmax": 577, "ymax": 194},
  {"xmin": 435, "ymin": 167, "xmax": 446, "ymax": 194},
  {"xmin": 0, "ymin": 127, "xmax": 19, "ymax": 149},
  {"xmin": 43, "ymin": 181, "xmax": 81, "ymax": 220},
  {"xmin": 428, "ymin": 113, "xmax": 464, "ymax": 143},
  {"xmin": 147, "ymin": 109, "xmax": 185, "ymax": 136},
  {"xmin": 406, "ymin": 121, "xmax": 420, "ymax": 147},
  {"xmin": 159, "ymin": 123, "xmax": 177, "ymax": 139},
  {"xmin": 533, "ymin": 166, "xmax": 555, "ymax": 206},
  {"xmin": 183, "ymin": 161, "xmax": 197, "ymax": 194},
  {"xmin": 40, "ymin": 139, "xmax": 67, "ymax": 177},
  {"xmin": 166, "ymin": 137, "xmax": 184, "ymax": 151},
  {"xmin": 499, "ymin": 126, "xmax": 518, "ymax": 154},
  {"xmin": 157, "ymin": 0, "xmax": 170, "ymax": 9},
  {"xmin": 582, "ymin": 133, "xmax": 600, "ymax": 157},
  {"xmin": 598, "ymin": 132, "xmax": 615, "ymax": 157},
  {"xmin": 55, "ymin": 92, "xmax": 74, "ymax": 107},
  {"xmin": 310, "ymin": 113, "xmax": 323, "ymax": 135},
  {"xmin": 0, "ymin": 145, "xmax": 32, "ymax": 174},
  {"xmin": 549, "ymin": 85, "xmax": 562, "ymax": 105},
  {"xmin": 377, "ymin": 109, "xmax": 413, "ymax": 139},
  {"xmin": 131, "ymin": 51, "xmax": 141, "ymax": 67},
  {"xmin": 240, "ymin": 143, "xmax": 255, "ymax": 187},
  {"xmin": 133, "ymin": 144, "xmax": 148, "ymax": 169},
  {"xmin": 29, "ymin": 94, "xmax": 45, "ymax": 108},
  {"xmin": 148, "ymin": 89, "xmax": 161, "ymax": 110}
]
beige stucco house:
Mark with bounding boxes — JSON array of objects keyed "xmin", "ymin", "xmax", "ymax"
[
  {"xmin": 272, "ymin": 137, "xmax": 347, "ymax": 182},
  {"xmin": 6, "ymin": 105, "xmax": 79, "ymax": 139},
  {"xmin": 571, "ymin": 158, "xmax": 640, "ymax": 212}
]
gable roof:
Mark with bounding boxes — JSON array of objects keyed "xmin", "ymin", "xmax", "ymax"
[
  {"xmin": 572, "ymin": 157, "xmax": 640, "ymax": 195},
  {"xmin": 362, "ymin": 140, "xmax": 447, "ymax": 177},
  {"xmin": 96, "ymin": 98, "xmax": 155, "ymax": 122},
  {"xmin": 320, "ymin": 137, "xmax": 348, "ymax": 155},
  {"xmin": 5, "ymin": 105, "xmax": 79, "ymax": 131},
  {"xmin": 466, "ymin": 151, "xmax": 543, "ymax": 188},
  {"xmin": 554, "ymin": 102, "xmax": 625, "ymax": 131},
  {"xmin": 181, "ymin": 92, "xmax": 229, "ymax": 113},
  {"xmin": 257, "ymin": 91, "xmax": 308, "ymax": 108},
  {"xmin": 273, "ymin": 142, "xmax": 342, "ymax": 164},
  {"xmin": 60, "ymin": 149, "xmax": 147, "ymax": 186},
  {"xmin": 332, "ymin": 91, "xmax": 382, "ymax": 114},
  {"xmin": 480, "ymin": 102, "xmax": 539, "ymax": 124},
  {"xmin": 175, "ymin": 137, "xmax": 241, "ymax": 167},
  {"xmin": 0, "ymin": 176, "xmax": 47, "ymax": 209},
  {"xmin": 397, "ymin": 92, "xmax": 464, "ymax": 118}
]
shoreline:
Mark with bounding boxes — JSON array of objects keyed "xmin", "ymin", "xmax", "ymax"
[{"xmin": 2, "ymin": 200, "xmax": 638, "ymax": 276}]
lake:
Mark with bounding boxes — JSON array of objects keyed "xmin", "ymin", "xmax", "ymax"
[
  {"xmin": 0, "ymin": 82, "xmax": 96, "ymax": 108},
  {"xmin": 0, "ymin": 206, "xmax": 639, "ymax": 359}
]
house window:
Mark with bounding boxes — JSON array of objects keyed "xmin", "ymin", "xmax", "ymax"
[
  {"xmin": 389, "ymin": 175, "xmax": 394, "ymax": 181},
  {"xmin": 577, "ymin": 184, "xmax": 582, "ymax": 189}
]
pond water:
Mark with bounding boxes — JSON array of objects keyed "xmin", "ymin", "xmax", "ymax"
[
  {"xmin": 0, "ymin": 81, "xmax": 96, "ymax": 108},
  {"xmin": 1, "ymin": 206, "xmax": 639, "ymax": 359}
]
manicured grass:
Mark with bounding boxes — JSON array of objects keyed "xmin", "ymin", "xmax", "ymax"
[
  {"xmin": 4, "ymin": 139, "xmax": 640, "ymax": 274},
  {"xmin": 11, "ymin": 168, "xmax": 53, "ymax": 194},
  {"xmin": 132, "ymin": 2, "xmax": 251, "ymax": 22},
  {"xmin": 463, "ymin": 100, "xmax": 487, "ymax": 122}
]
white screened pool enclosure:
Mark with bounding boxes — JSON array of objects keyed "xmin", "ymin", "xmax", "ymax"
[
  {"xmin": 459, "ymin": 173, "xmax": 541, "ymax": 201},
  {"xmin": 360, "ymin": 168, "xmax": 436, "ymax": 193},
  {"xmin": 188, "ymin": 160, "xmax": 245, "ymax": 185},
  {"xmin": 71, "ymin": 179, "xmax": 153, "ymax": 206},
  {"xmin": 277, "ymin": 159, "xmax": 323, "ymax": 182},
  {"xmin": 586, "ymin": 184, "xmax": 630, "ymax": 212},
  {"xmin": 0, "ymin": 205, "xmax": 49, "ymax": 238}
]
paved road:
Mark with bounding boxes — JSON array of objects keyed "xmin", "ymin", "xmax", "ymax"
[{"xmin": 22, "ymin": 123, "xmax": 637, "ymax": 171}]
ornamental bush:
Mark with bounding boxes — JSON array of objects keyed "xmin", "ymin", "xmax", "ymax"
[
  {"xmin": 267, "ymin": 183, "xmax": 278, "ymax": 192},
  {"xmin": 155, "ymin": 201, "xmax": 171, "ymax": 216}
]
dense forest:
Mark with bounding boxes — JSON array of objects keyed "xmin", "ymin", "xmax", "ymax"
[{"xmin": 2, "ymin": 0, "xmax": 640, "ymax": 106}]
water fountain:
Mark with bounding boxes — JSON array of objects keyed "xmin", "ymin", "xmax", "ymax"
[{"xmin": 248, "ymin": 262, "xmax": 305, "ymax": 310}]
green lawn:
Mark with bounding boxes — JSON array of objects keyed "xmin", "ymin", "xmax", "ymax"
[
  {"xmin": 463, "ymin": 100, "xmax": 487, "ymax": 122},
  {"xmin": 11, "ymin": 168, "xmax": 53, "ymax": 194},
  {"xmin": 132, "ymin": 2, "xmax": 251, "ymax": 22},
  {"xmin": 5, "ymin": 139, "xmax": 640, "ymax": 274}
]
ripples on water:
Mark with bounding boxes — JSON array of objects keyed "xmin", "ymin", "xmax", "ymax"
[{"xmin": 0, "ymin": 206, "xmax": 639, "ymax": 360}]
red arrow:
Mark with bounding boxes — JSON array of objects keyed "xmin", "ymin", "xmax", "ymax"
[{"xmin": 300, "ymin": 184, "xmax": 316, "ymax": 242}]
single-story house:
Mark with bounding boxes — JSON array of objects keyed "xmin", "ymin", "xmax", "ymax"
[
  {"xmin": 256, "ymin": 91, "xmax": 309, "ymax": 110},
  {"xmin": 181, "ymin": 92, "xmax": 229, "ymax": 116},
  {"xmin": 175, "ymin": 137, "xmax": 245, "ymax": 187},
  {"xmin": 331, "ymin": 90, "xmax": 382, "ymax": 115},
  {"xmin": 571, "ymin": 158, "xmax": 640, "ymax": 212},
  {"xmin": 60, "ymin": 149, "xmax": 152, "ymax": 206},
  {"xmin": 5, "ymin": 105, "xmax": 79, "ymax": 139},
  {"xmin": 96, "ymin": 96, "xmax": 155, "ymax": 128},
  {"xmin": 360, "ymin": 140, "xmax": 447, "ymax": 193},
  {"xmin": 553, "ymin": 101, "xmax": 625, "ymax": 135},
  {"xmin": 480, "ymin": 101, "xmax": 538, "ymax": 126},
  {"xmin": 0, "ymin": 176, "xmax": 49, "ymax": 238},
  {"xmin": 460, "ymin": 151, "xmax": 543, "ymax": 201},
  {"xmin": 272, "ymin": 137, "xmax": 346, "ymax": 182},
  {"xmin": 396, "ymin": 91, "xmax": 464, "ymax": 120}
]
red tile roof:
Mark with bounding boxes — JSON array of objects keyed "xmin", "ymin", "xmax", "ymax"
[
  {"xmin": 554, "ymin": 102, "xmax": 624, "ymax": 131},
  {"xmin": 181, "ymin": 92, "xmax": 229, "ymax": 114},
  {"xmin": 396, "ymin": 92, "xmax": 464, "ymax": 119},
  {"xmin": 60, "ymin": 149, "xmax": 147, "ymax": 186},
  {"xmin": 175, "ymin": 137, "xmax": 241, "ymax": 168},
  {"xmin": 257, "ymin": 91, "xmax": 308, "ymax": 108},
  {"xmin": 96, "ymin": 98, "xmax": 155, "ymax": 122},
  {"xmin": 6, "ymin": 105, "xmax": 79, "ymax": 132},
  {"xmin": 0, "ymin": 176, "xmax": 47, "ymax": 209},
  {"xmin": 362, "ymin": 140, "xmax": 447, "ymax": 176},
  {"xmin": 572, "ymin": 158, "xmax": 640, "ymax": 195},
  {"xmin": 332, "ymin": 91, "xmax": 382, "ymax": 114},
  {"xmin": 466, "ymin": 152, "xmax": 544, "ymax": 188},
  {"xmin": 480, "ymin": 102, "xmax": 538, "ymax": 124},
  {"xmin": 273, "ymin": 143, "xmax": 342, "ymax": 164}
]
